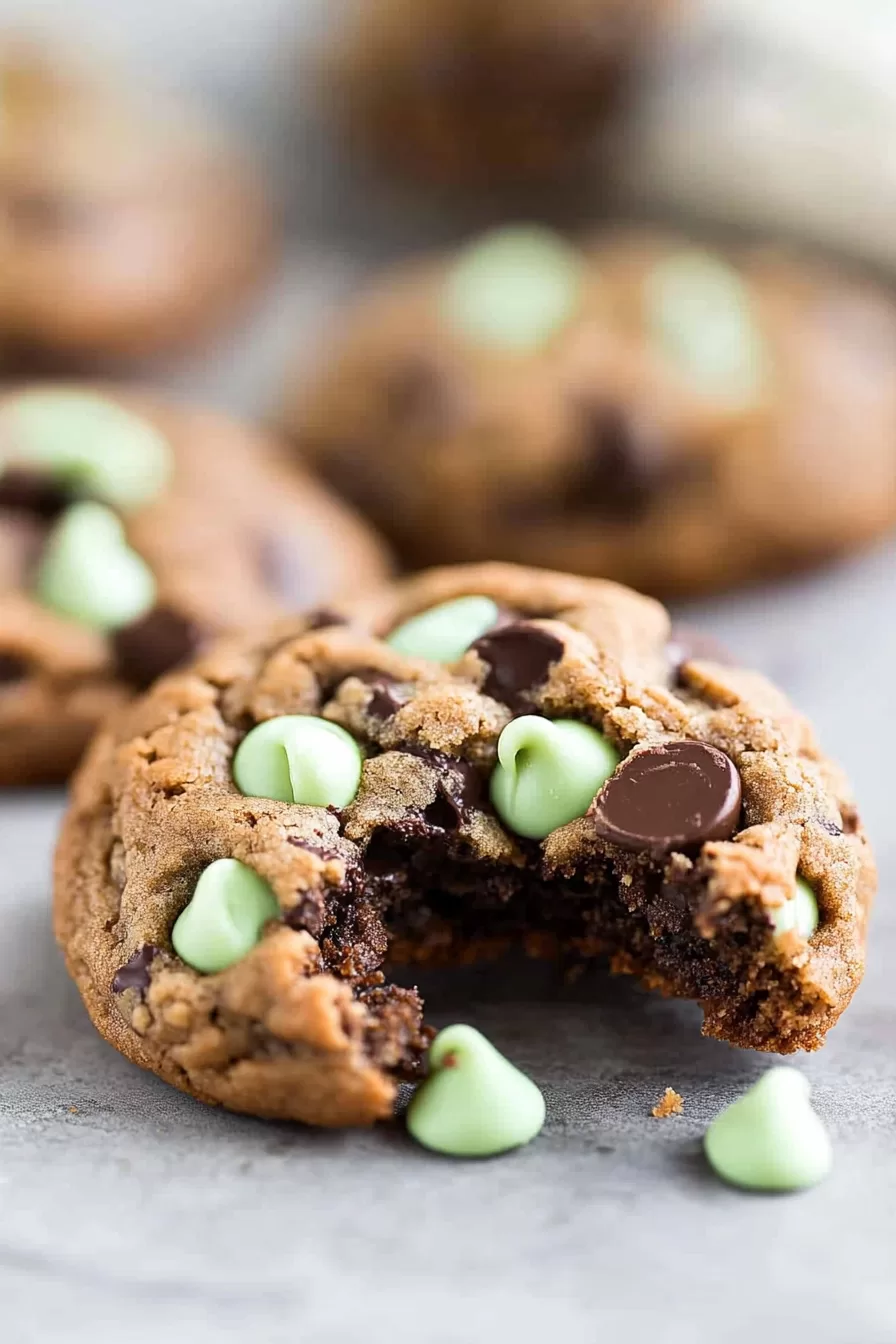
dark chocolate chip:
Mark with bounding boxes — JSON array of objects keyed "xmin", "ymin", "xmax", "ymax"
[
  {"xmin": 470, "ymin": 621, "xmax": 564, "ymax": 711},
  {"xmin": 304, "ymin": 608, "xmax": 348, "ymax": 632},
  {"xmin": 111, "ymin": 944, "xmax": 160, "ymax": 995},
  {"xmin": 591, "ymin": 740, "xmax": 742, "ymax": 857},
  {"xmin": 353, "ymin": 671, "xmax": 411, "ymax": 721},
  {"xmin": 818, "ymin": 818, "xmax": 844, "ymax": 837},
  {"xmin": 565, "ymin": 405, "xmax": 666, "ymax": 520},
  {"xmin": 422, "ymin": 791, "xmax": 463, "ymax": 831},
  {"xmin": 0, "ymin": 468, "xmax": 70, "ymax": 520},
  {"xmin": 284, "ymin": 891, "xmax": 328, "ymax": 937},
  {"xmin": 667, "ymin": 625, "xmax": 736, "ymax": 681},
  {"xmin": 406, "ymin": 746, "xmax": 483, "ymax": 829},
  {"xmin": 112, "ymin": 607, "xmax": 201, "ymax": 690},
  {"xmin": 369, "ymin": 681, "xmax": 409, "ymax": 721},
  {"xmin": 364, "ymin": 828, "xmax": 411, "ymax": 880},
  {"xmin": 0, "ymin": 652, "xmax": 28, "ymax": 684},
  {"xmin": 384, "ymin": 359, "xmax": 460, "ymax": 435}
]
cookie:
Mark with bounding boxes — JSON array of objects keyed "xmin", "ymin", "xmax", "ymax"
[
  {"xmin": 54, "ymin": 563, "xmax": 874, "ymax": 1127},
  {"xmin": 0, "ymin": 385, "xmax": 391, "ymax": 784},
  {"xmin": 286, "ymin": 228, "xmax": 896, "ymax": 596},
  {"xmin": 324, "ymin": 0, "xmax": 671, "ymax": 186},
  {"xmin": 0, "ymin": 45, "xmax": 272, "ymax": 363}
]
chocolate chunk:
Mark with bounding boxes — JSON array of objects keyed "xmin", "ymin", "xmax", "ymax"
[
  {"xmin": 408, "ymin": 746, "xmax": 483, "ymax": 830},
  {"xmin": 284, "ymin": 891, "xmax": 329, "ymax": 937},
  {"xmin": 470, "ymin": 622, "xmax": 564, "ymax": 710},
  {"xmin": 112, "ymin": 944, "xmax": 160, "ymax": 995},
  {"xmin": 818, "ymin": 817, "xmax": 844, "ymax": 837},
  {"xmin": 368, "ymin": 681, "xmax": 408, "ymax": 721},
  {"xmin": 304, "ymin": 608, "xmax": 348, "ymax": 632},
  {"xmin": 592, "ymin": 741, "xmax": 742, "ymax": 857},
  {"xmin": 0, "ymin": 652, "xmax": 28, "ymax": 684},
  {"xmin": 565, "ymin": 405, "xmax": 665, "ymax": 519},
  {"xmin": 667, "ymin": 625, "xmax": 736, "ymax": 681},
  {"xmin": 355, "ymin": 671, "xmax": 411, "ymax": 721},
  {"xmin": 422, "ymin": 791, "xmax": 463, "ymax": 831},
  {"xmin": 364, "ymin": 827, "xmax": 411, "ymax": 880},
  {"xmin": 112, "ymin": 607, "xmax": 201, "ymax": 690},
  {"xmin": 0, "ymin": 468, "xmax": 70, "ymax": 519}
]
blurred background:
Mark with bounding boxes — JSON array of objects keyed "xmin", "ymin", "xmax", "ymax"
[
  {"xmin": 3, "ymin": 3, "xmax": 896, "ymax": 1338},
  {"xmin": 6, "ymin": 0, "xmax": 896, "ymax": 413}
]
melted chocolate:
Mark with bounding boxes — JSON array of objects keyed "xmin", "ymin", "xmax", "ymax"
[{"xmin": 111, "ymin": 944, "xmax": 160, "ymax": 995}]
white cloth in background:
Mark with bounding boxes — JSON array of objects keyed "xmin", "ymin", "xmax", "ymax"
[{"xmin": 618, "ymin": 0, "xmax": 896, "ymax": 269}]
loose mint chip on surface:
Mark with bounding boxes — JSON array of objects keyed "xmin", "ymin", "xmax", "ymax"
[
  {"xmin": 704, "ymin": 1067, "xmax": 833, "ymax": 1193},
  {"xmin": 407, "ymin": 1024, "xmax": 545, "ymax": 1158}
]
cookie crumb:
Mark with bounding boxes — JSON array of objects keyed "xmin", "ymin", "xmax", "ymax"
[
  {"xmin": 68, "ymin": 1106, "xmax": 79, "ymax": 1114},
  {"xmin": 651, "ymin": 1088, "xmax": 683, "ymax": 1119}
]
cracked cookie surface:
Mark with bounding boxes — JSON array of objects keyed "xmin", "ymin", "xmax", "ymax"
[{"xmin": 54, "ymin": 563, "xmax": 874, "ymax": 1127}]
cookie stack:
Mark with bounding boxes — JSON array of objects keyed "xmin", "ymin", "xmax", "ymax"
[{"xmin": 0, "ymin": 12, "xmax": 882, "ymax": 1173}]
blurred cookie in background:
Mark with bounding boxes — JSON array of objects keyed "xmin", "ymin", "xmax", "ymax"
[
  {"xmin": 284, "ymin": 225, "xmax": 896, "ymax": 597},
  {"xmin": 0, "ymin": 44, "xmax": 274, "ymax": 366},
  {"xmin": 323, "ymin": 0, "xmax": 674, "ymax": 188},
  {"xmin": 0, "ymin": 385, "xmax": 391, "ymax": 784}
]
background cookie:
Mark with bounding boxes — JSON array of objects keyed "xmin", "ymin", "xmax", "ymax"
[
  {"xmin": 324, "ymin": 0, "xmax": 672, "ymax": 187},
  {"xmin": 286, "ymin": 227, "xmax": 896, "ymax": 596},
  {"xmin": 0, "ymin": 384, "xmax": 391, "ymax": 784},
  {"xmin": 0, "ymin": 45, "xmax": 273, "ymax": 363},
  {"xmin": 54, "ymin": 563, "xmax": 873, "ymax": 1126}
]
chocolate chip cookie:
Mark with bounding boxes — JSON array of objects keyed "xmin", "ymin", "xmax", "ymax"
[
  {"xmin": 286, "ymin": 227, "xmax": 896, "ymax": 596},
  {"xmin": 324, "ymin": 0, "xmax": 672, "ymax": 186},
  {"xmin": 54, "ymin": 563, "xmax": 874, "ymax": 1127},
  {"xmin": 0, "ymin": 385, "xmax": 391, "ymax": 784},
  {"xmin": 0, "ymin": 44, "xmax": 272, "ymax": 363}
]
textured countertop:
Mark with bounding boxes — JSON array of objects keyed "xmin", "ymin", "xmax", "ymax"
[{"xmin": 1, "ymin": 2, "xmax": 895, "ymax": 1341}]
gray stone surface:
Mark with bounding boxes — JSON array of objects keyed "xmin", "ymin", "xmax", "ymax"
[{"xmin": 1, "ymin": 2, "xmax": 896, "ymax": 1341}]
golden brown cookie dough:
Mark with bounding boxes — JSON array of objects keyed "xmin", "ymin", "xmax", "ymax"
[
  {"xmin": 0, "ymin": 384, "xmax": 391, "ymax": 784},
  {"xmin": 286, "ymin": 228, "xmax": 896, "ymax": 596},
  {"xmin": 0, "ymin": 45, "xmax": 273, "ymax": 363},
  {"xmin": 325, "ymin": 0, "xmax": 672, "ymax": 186},
  {"xmin": 55, "ymin": 563, "xmax": 874, "ymax": 1127}
]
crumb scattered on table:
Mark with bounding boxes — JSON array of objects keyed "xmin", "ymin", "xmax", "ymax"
[{"xmin": 651, "ymin": 1088, "xmax": 683, "ymax": 1119}]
